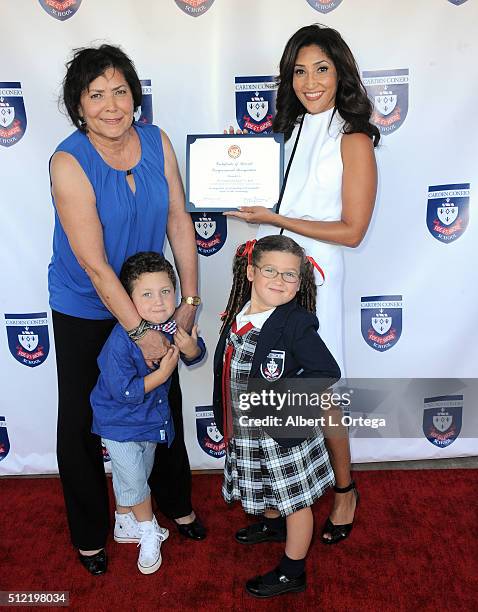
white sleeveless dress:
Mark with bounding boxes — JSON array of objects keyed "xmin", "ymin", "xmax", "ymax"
[{"xmin": 256, "ymin": 107, "xmax": 345, "ymax": 373}]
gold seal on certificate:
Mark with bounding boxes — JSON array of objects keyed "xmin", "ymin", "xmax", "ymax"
[{"xmin": 186, "ymin": 134, "xmax": 284, "ymax": 212}]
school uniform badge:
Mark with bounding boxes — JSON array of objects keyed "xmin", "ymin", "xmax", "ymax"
[
  {"xmin": 0, "ymin": 83, "xmax": 27, "ymax": 148},
  {"xmin": 260, "ymin": 351, "xmax": 285, "ymax": 381},
  {"xmin": 362, "ymin": 69, "xmax": 409, "ymax": 135},
  {"xmin": 174, "ymin": 0, "xmax": 215, "ymax": 17},
  {"xmin": 235, "ymin": 76, "xmax": 278, "ymax": 134},
  {"xmin": 4, "ymin": 313, "xmax": 50, "ymax": 367},
  {"xmin": 134, "ymin": 80, "xmax": 153, "ymax": 124},
  {"xmin": 423, "ymin": 395, "xmax": 463, "ymax": 448},
  {"xmin": 427, "ymin": 183, "xmax": 469, "ymax": 243},
  {"xmin": 0, "ymin": 417, "xmax": 10, "ymax": 463},
  {"xmin": 38, "ymin": 0, "xmax": 82, "ymax": 20},
  {"xmin": 191, "ymin": 212, "xmax": 227, "ymax": 256},
  {"xmin": 361, "ymin": 296, "xmax": 402, "ymax": 352},
  {"xmin": 196, "ymin": 406, "xmax": 225, "ymax": 458},
  {"xmin": 305, "ymin": 0, "xmax": 344, "ymax": 13}
]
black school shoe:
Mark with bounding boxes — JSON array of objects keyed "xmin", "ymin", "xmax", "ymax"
[
  {"xmin": 246, "ymin": 569, "xmax": 306, "ymax": 598},
  {"xmin": 175, "ymin": 517, "xmax": 207, "ymax": 540},
  {"xmin": 235, "ymin": 521, "xmax": 286, "ymax": 544},
  {"xmin": 78, "ymin": 549, "xmax": 107, "ymax": 575}
]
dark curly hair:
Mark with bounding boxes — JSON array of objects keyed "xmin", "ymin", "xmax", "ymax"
[
  {"xmin": 273, "ymin": 24, "xmax": 380, "ymax": 146},
  {"xmin": 120, "ymin": 252, "xmax": 176, "ymax": 297},
  {"xmin": 221, "ymin": 235, "xmax": 317, "ymax": 332},
  {"xmin": 61, "ymin": 44, "xmax": 142, "ymax": 132}
]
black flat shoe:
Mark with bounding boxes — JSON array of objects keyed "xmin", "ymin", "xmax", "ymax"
[
  {"xmin": 78, "ymin": 549, "xmax": 107, "ymax": 575},
  {"xmin": 321, "ymin": 480, "xmax": 360, "ymax": 545},
  {"xmin": 175, "ymin": 517, "xmax": 206, "ymax": 540},
  {"xmin": 246, "ymin": 570, "xmax": 306, "ymax": 598},
  {"xmin": 235, "ymin": 522, "xmax": 286, "ymax": 544}
]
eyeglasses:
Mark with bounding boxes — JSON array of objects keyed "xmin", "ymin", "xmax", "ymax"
[{"xmin": 254, "ymin": 265, "xmax": 300, "ymax": 284}]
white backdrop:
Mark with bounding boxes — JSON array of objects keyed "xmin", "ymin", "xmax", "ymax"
[{"xmin": 1, "ymin": 0, "xmax": 477, "ymax": 475}]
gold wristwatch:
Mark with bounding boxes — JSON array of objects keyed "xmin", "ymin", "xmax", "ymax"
[{"xmin": 181, "ymin": 296, "xmax": 201, "ymax": 306}]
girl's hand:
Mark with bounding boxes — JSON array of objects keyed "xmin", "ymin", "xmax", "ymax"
[
  {"xmin": 174, "ymin": 325, "xmax": 201, "ymax": 360},
  {"xmin": 136, "ymin": 329, "xmax": 170, "ymax": 369},
  {"xmin": 224, "ymin": 206, "xmax": 277, "ymax": 225},
  {"xmin": 223, "ymin": 125, "xmax": 248, "ymax": 134},
  {"xmin": 158, "ymin": 345, "xmax": 180, "ymax": 379}
]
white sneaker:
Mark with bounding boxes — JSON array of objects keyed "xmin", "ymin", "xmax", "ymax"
[
  {"xmin": 114, "ymin": 511, "xmax": 140, "ymax": 543},
  {"xmin": 137, "ymin": 520, "xmax": 169, "ymax": 575},
  {"xmin": 114, "ymin": 512, "xmax": 167, "ymax": 544}
]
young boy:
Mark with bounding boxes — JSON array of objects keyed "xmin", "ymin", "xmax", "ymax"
[{"xmin": 91, "ymin": 252, "xmax": 205, "ymax": 574}]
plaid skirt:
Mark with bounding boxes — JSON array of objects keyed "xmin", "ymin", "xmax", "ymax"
[{"xmin": 222, "ymin": 429, "xmax": 334, "ymax": 516}]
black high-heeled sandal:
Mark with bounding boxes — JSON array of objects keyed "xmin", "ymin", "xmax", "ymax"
[{"xmin": 321, "ymin": 480, "xmax": 360, "ymax": 545}]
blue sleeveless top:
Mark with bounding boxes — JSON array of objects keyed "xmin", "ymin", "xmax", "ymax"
[{"xmin": 48, "ymin": 122, "xmax": 169, "ymax": 319}]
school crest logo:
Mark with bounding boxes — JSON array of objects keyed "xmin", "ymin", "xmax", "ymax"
[
  {"xmin": 0, "ymin": 417, "xmax": 10, "ymax": 462},
  {"xmin": 5, "ymin": 313, "xmax": 50, "ymax": 367},
  {"xmin": 235, "ymin": 76, "xmax": 278, "ymax": 134},
  {"xmin": 423, "ymin": 395, "xmax": 462, "ymax": 448},
  {"xmin": 427, "ymin": 183, "xmax": 470, "ymax": 243},
  {"xmin": 175, "ymin": 0, "xmax": 215, "ymax": 17},
  {"xmin": 361, "ymin": 296, "xmax": 402, "ymax": 351},
  {"xmin": 38, "ymin": 0, "xmax": 82, "ymax": 20},
  {"xmin": 0, "ymin": 83, "xmax": 27, "ymax": 147},
  {"xmin": 305, "ymin": 0, "xmax": 344, "ymax": 13},
  {"xmin": 134, "ymin": 80, "xmax": 153, "ymax": 124},
  {"xmin": 447, "ymin": 1, "xmax": 468, "ymax": 5},
  {"xmin": 260, "ymin": 351, "xmax": 285, "ymax": 381},
  {"xmin": 196, "ymin": 406, "xmax": 225, "ymax": 458},
  {"xmin": 362, "ymin": 69, "xmax": 409, "ymax": 134},
  {"xmin": 191, "ymin": 212, "xmax": 227, "ymax": 256}
]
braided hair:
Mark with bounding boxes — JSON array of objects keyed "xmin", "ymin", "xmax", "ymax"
[{"xmin": 221, "ymin": 235, "xmax": 317, "ymax": 332}]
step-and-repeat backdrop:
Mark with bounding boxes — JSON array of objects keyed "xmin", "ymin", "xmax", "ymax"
[{"xmin": 1, "ymin": 0, "xmax": 477, "ymax": 474}]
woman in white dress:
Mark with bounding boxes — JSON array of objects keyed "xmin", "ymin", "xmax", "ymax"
[{"xmin": 226, "ymin": 24, "xmax": 379, "ymax": 544}]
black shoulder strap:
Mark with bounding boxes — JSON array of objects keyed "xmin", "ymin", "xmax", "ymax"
[{"xmin": 277, "ymin": 115, "xmax": 305, "ymax": 234}]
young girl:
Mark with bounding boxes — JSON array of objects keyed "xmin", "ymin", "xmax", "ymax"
[
  {"xmin": 213, "ymin": 235, "xmax": 340, "ymax": 598},
  {"xmin": 91, "ymin": 252, "xmax": 205, "ymax": 575}
]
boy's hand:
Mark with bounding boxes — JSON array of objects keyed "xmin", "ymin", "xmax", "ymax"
[
  {"xmin": 174, "ymin": 325, "xmax": 201, "ymax": 360},
  {"xmin": 158, "ymin": 345, "xmax": 180, "ymax": 379}
]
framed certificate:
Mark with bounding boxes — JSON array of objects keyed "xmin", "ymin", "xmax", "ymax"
[{"xmin": 185, "ymin": 133, "xmax": 284, "ymax": 212}]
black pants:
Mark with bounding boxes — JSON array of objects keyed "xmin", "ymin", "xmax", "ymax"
[{"xmin": 52, "ymin": 310, "xmax": 192, "ymax": 550}]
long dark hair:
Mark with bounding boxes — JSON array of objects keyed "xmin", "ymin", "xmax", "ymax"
[
  {"xmin": 273, "ymin": 24, "xmax": 380, "ymax": 146},
  {"xmin": 61, "ymin": 44, "xmax": 142, "ymax": 132},
  {"xmin": 221, "ymin": 235, "xmax": 317, "ymax": 332}
]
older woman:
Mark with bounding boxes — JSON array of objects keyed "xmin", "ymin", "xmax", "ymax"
[{"xmin": 49, "ymin": 45, "xmax": 205, "ymax": 575}]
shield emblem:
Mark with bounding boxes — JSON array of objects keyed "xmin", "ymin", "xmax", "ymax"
[
  {"xmin": 260, "ymin": 350, "xmax": 285, "ymax": 381},
  {"xmin": 372, "ymin": 315, "xmax": 392, "ymax": 335},
  {"xmin": 175, "ymin": 0, "xmax": 215, "ymax": 17},
  {"xmin": 247, "ymin": 99, "xmax": 268, "ymax": 122},
  {"xmin": 207, "ymin": 424, "xmax": 222, "ymax": 443},
  {"xmin": 374, "ymin": 93, "xmax": 397, "ymax": 116},
  {"xmin": 0, "ymin": 82, "xmax": 27, "ymax": 147},
  {"xmin": 18, "ymin": 330, "xmax": 39, "ymax": 352},
  {"xmin": 235, "ymin": 76, "xmax": 277, "ymax": 133},
  {"xmin": 5, "ymin": 312, "xmax": 49, "ymax": 367},
  {"xmin": 0, "ymin": 417, "xmax": 10, "ymax": 462},
  {"xmin": 363, "ymin": 69, "xmax": 409, "ymax": 135},
  {"xmin": 433, "ymin": 414, "xmax": 453, "ymax": 432},
  {"xmin": 196, "ymin": 406, "xmax": 225, "ymax": 458},
  {"xmin": 0, "ymin": 104, "xmax": 15, "ymax": 128},
  {"xmin": 437, "ymin": 205, "xmax": 458, "ymax": 226},
  {"xmin": 423, "ymin": 396, "xmax": 462, "ymax": 447},
  {"xmin": 38, "ymin": 0, "xmax": 83, "ymax": 20},
  {"xmin": 361, "ymin": 296, "xmax": 402, "ymax": 351},
  {"xmin": 195, "ymin": 219, "xmax": 216, "ymax": 239},
  {"xmin": 427, "ymin": 184, "xmax": 470, "ymax": 243}
]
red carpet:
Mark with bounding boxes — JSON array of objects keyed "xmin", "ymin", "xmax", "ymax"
[{"xmin": 1, "ymin": 470, "xmax": 476, "ymax": 611}]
